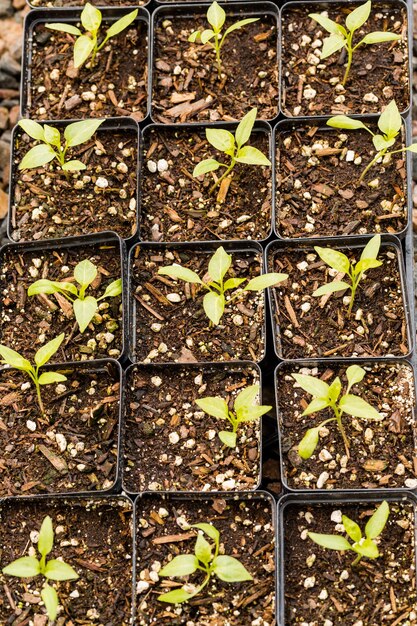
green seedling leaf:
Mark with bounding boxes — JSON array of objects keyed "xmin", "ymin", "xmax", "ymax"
[
  {"xmin": 235, "ymin": 107, "xmax": 257, "ymax": 149},
  {"xmin": 195, "ymin": 396, "xmax": 229, "ymax": 420},
  {"xmin": 307, "ymin": 532, "xmax": 352, "ymax": 552},
  {"xmin": 206, "ymin": 128, "xmax": 235, "ymax": 153},
  {"xmin": 100, "ymin": 279, "xmax": 122, "ymax": 299},
  {"xmin": 38, "ymin": 372, "xmax": 67, "ymax": 385},
  {"xmin": 219, "ymin": 430, "xmax": 237, "ymax": 447},
  {"xmin": 188, "ymin": 31, "xmax": 201, "ymax": 43},
  {"xmin": 201, "ymin": 29, "xmax": 215, "ymax": 44},
  {"xmin": 360, "ymin": 234, "xmax": 381, "ymax": 261},
  {"xmin": 34, "ymin": 333, "xmax": 65, "ymax": 368},
  {"xmin": 159, "ymin": 555, "xmax": 199, "ymax": 577},
  {"xmin": 0, "ymin": 345, "xmax": 32, "ymax": 371},
  {"xmin": 43, "ymin": 124, "xmax": 61, "ymax": 147},
  {"xmin": 292, "ymin": 373, "xmax": 330, "ymax": 398},
  {"xmin": 223, "ymin": 277, "xmax": 246, "ymax": 290},
  {"xmin": 328, "ymin": 377, "xmax": 342, "ymax": 403},
  {"xmin": 45, "ymin": 22, "xmax": 82, "ymax": 36},
  {"xmin": 74, "ymin": 259, "xmax": 97, "ymax": 288},
  {"xmin": 212, "ymin": 556, "xmax": 252, "ymax": 582},
  {"xmin": 74, "ymin": 34, "xmax": 95, "ymax": 68},
  {"xmin": 326, "ymin": 116, "xmax": 370, "ymax": 131},
  {"xmin": 158, "ymin": 588, "xmax": 195, "ymax": 604},
  {"xmin": 355, "ymin": 258, "xmax": 382, "ymax": 274},
  {"xmin": 64, "ymin": 119, "xmax": 104, "ymax": 147},
  {"xmin": 235, "ymin": 145, "xmax": 271, "ymax": 165},
  {"xmin": 365, "ymin": 501, "xmax": 389, "ymax": 539},
  {"xmin": 405, "ymin": 144, "xmax": 417, "ymax": 153},
  {"xmin": 339, "ymin": 394, "xmax": 382, "ymax": 420},
  {"xmin": 302, "ymin": 397, "xmax": 330, "ymax": 417},
  {"xmin": 41, "ymin": 584, "xmax": 59, "ymax": 621},
  {"xmin": 158, "ymin": 265, "xmax": 202, "ymax": 284},
  {"xmin": 195, "ymin": 533, "xmax": 212, "ymax": 564},
  {"xmin": 62, "ymin": 160, "xmax": 86, "ymax": 171},
  {"xmin": 346, "ymin": 0, "xmax": 371, "ymax": 33},
  {"xmin": 353, "ymin": 537, "xmax": 379, "ymax": 558},
  {"xmin": 223, "ymin": 17, "xmax": 258, "ymax": 38},
  {"xmin": 321, "ymin": 33, "xmax": 346, "ymax": 59},
  {"xmin": 360, "ymin": 31, "xmax": 401, "ymax": 45},
  {"xmin": 19, "ymin": 144, "xmax": 57, "ymax": 170},
  {"xmin": 207, "ymin": 1, "xmax": 226, "ymax": 31},
  {"xmin": 203, "ymin": 291, "xmax": 225, "ymax": 325},
  {"xmin": 81, "ymin": 2, "xmax": 102, "ymax": 32},
  {"xmin": 315, "ymin": 246, "xmax": 350, "ymax": 274},
  {"xmin": 44, "ymin": 559, "xmax": 79, "ymax": 581},
  {"xmin": 298, "ymin": 427, "xmax": 320, "ymax": 459},
  {"xmin": 38, "ymin": 516, "xmax": 54, "ymax": 557},
  {"xmin": 193, "ymin": 158, "xmax": 221, "ymax": 177},
  {"xmin": 2, "ymin": 557, "xmax": 41, "ymax": 578},
  {"xmin": 244, "ymin": 273, "xmax": 288, "ymax": 291},
  {"xmin": 192, "ymin": 523, "xmax": 220, "ymax": 543},
  {"xmin": 309, "ymin": 12, "xmax": 347, "ymax": 36},
  {"xmin": 234, "ymin": 384, "xmax": 259, "ymax": 411},
  {"xmin": 373, "ymin": 134, "xmax": 395, "ymax": 151},
  {"xmin": 342, "ymin": 515, "xmax": 362, "ymax": 543},
  {"xmin": 73, "ymin": 296, "xmax": 98, "ymax": 333},
  {"xmin": 105, "ymin": 9, "xmax": 138, "ymax": 40},
  {"xmin": 312, "ymin": 281, "xmax": 351, "ymax": 297},
  {"xmin": 28, "ymin": 280, "xmax": 77, "ymax": 297},
  {"xmin": 346, "ymin": 364, "xmax": 366, "ymax": 388},
  {"xmin": 18, "ymin": 119, "xmax": 45, "ymax": 141},
  {"xmin": 208, "ymin": 246, "xmax": 231, "ymax": 282}
]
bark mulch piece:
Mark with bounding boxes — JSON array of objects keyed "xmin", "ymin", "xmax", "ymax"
[
  {"xmin": 268, "ymin": 244, "xmax": 409, "ymax": 359},
  {"xmin": 10, "ymin": 125, "xmax": 138, "ymax": 243},
  {"xmin": 0, "ymin": 240, "xmax": 124, "ymax": 362},
  {"xmin": 131, "ymin": 245, "xmax": 266, "ymax": 364},
  {"xmin": 123, "ymin": 363, "xmax": 261, "ymax": 493},
  {"xmin": 0, "ymin": 497, "xmax": 133, "ymax": 624},
  {"xmin": 140, "ymin": 126, "xmax": 272, "ymax": 242},
  {"xmin": 136, "ymin": 494, "xmax": 276, "ymax": 625},
  {"xmin": 152, "ymin": 12, "xmax": 278, "ymax": 123},
  {"xmin": 276, "ymin": 122, "xmax": 408, "ymax": 239},
  {"xmin": 283, "ymin": 500, "xmax": 416, "ymax": 625},
  {"xmin": 0, "ymin": 362, "xmax": 120, "ymax": 497},
  {"xmin": 281, "ymin": 2, "xmax": 410, "ymax": 117},
  {"xmin": 277, "ymin": 361, "xmax": 417, "ymax": 490}
]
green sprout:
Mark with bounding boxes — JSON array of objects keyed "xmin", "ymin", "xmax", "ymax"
[
  {"xmin": 158, "ymin": 246, "xmax": 288, "ymax": 326},
  {"xmin": 46, "ymin": 2, "xmax": 138, "ymax": 68},
  {"xmin": 28, "ymin": 259, "xmax": 122, "ymax": 334},
  {"xmin": 327, "ymin": 100, "xmax": 417, "ymax": 182},
  {"xmin": 196, "ymin": 384, "xmax": 271, "ymax": 447},
  {"xmin": 158, "ymin": 522, "xmax": 252, "ymax": 604},
  {"xmin": 310, "ymin": 0, "xmax": 401, "ymax": 86},
  {"xmin": 293, "ymin": 365, "xmax": 382, "ymax": 460},
  {"xmin": 2, "ymin": 515, "xmax": 79, "ymax": 621},
  {"xmin": 312, "ymin": 234, "xmax": 382, "ymax": 315},
  {"xmin": 0, "ymin": 334, "xmax": 66, "ymax": 415},
  {"xmin": 193, "ymin": 108, "xmax": 271, "ymax": 195},
  {"xmin": 308, "ymin": 500, "xmax": 390, "ymax": 567},
  {"xmin": 188, "ymin": 1, "xmax": 258, "ymax": 77}
]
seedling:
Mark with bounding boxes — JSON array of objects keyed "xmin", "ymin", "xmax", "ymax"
[
  {"xmin": 158, "ymin": 523, "xmax": 252, "ymax": 604},
  {"xmin": 312, "ymin": 234, "xmax": 382, "ymax": 315},
  {"xmin": 308, "ymin": 500, "xmax": 390, "ymax": 567},
  {"xmin": 46, "ymin": 2, "xmax": 138, "ymax": 68},
  {"xmin": 158, "ymin": 246, "xmax": 288, "ymax": 325},
  {"xmin": 0, "ymin": 334, "xmax": 66, "ymax": 414},
  {"xmin": 292, "ymin": 365, "xmax": 382, "ymax": 460},
  {"xmin": 188, "ymin": 1, "xmax": 258, "ymax": 76},
  {"xmin": 310, "ymin": 0, "xmax": 401, "ymax": 86},
  {"xmin": 17, "ymin": 119, "xmax": 104, "ymax": 174},
  {"xmin": 193, "ymin": 108, "xmax": 271, "ymax": 195},
  {"xmin": 327, "ymin": 100, "xmax": 417, "ymax": 182},
  {"xmin": 2, "ymin": 515, "xmax": 79, "ymax": 621},
  {"xmin": 28, "ymin": 259, "xmax": 122, "ymax": 334},
  {"xmin": 196, "ymin": 384, "xmax": 271, "ymax": 447}
]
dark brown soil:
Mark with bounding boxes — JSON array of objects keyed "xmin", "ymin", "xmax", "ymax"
[
  {"xmin": 0, "ymin": 497, "xmax": 133, "ymax": 624},
  {"xmin": 281, "ymin": 3, "xmax": 410, "ymax": 117},
  {"xmin": 26, "ymin": 19, "xmax": 148, "ymax": 120},
  {"xmin": 152, "ymin": 13, "xmax": 278, "ymax": 123},
  {"xmin": 31, "ymin": 0, "xmax": 145, "ymax": 6},
  {"xmin": 136, "ymin": 494, "xmax": 276, "ymax": 625},
  {"xmin": 0, "ymin": 241, "xmax": 124, "ymax": 362},
  {"xmin": 268, "ymin": 245, "xmax": 409, "ymax": 359},
  {"xmin": 277, "ymin": 361, "xmax": 417, "ymax": 490},
  {"xmin": 131, "ymin": 245, "xmax": 266, "ymax": 363},
  {"xmin": 123, "ymin": 363, "xmax": 261, "ymax": 493},
  {"xmin": 284, "ymin": 500, "xmax": 416, "ymax": 625},
  {"xmin": 10, "ymin": 126, "xmax": 138, "ymax": 242},
  {"xmin": 276, "ymin": 122, "xmax": 408, "ymax": 239},
  {"xmin": 140, "ymin": 126, "xmax": 272, "ymax": 242}
]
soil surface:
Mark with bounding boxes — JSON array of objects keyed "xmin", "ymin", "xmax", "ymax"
[
  {"xmin": 152, "ymin": 13, "xmax": 278, "ymax": 123},
  {"xmin": 131, "ymin": 245, "xmax": 266, "ymax": 363},
  {"xmin": 277, "ymin": 361, "xmax": 417, "ymax": 490},
  {"xmin": 281, "ymin": 3, "xmax": 409, "ymax": 117},
  {"xmin": 31, "ymin": 0, "xmax": 145, "ymax": 6},
  {"xmin": 276, "ymin": 122, "xmax": 408, "ymax": 239},
  {"xmin": 0, "ymin": 497, "xmax": 133, "ymax": 624},
  {"xmin": 26, "ymin": 19, "xmax": 148, "ymax": 121},
  {"xmin": 140, "ymin": 126, "xmax": 272, "ymax": 242},
  {"xmin": 268, "ymin": 245, "xmax": 409, "ymax": 359},
  {"xmin": 136, "ymin": 494, "xmax": 275, "ymax": 625},
  {"xmin": 10, "ymin": 126, "xmax": 138, "ymax": 242},
  {"xmin": 0, "ymin": 241, "xmax": 124, "ymax": 362},
  {"xmin": 284, "ymin": 501, "xmax": 416, "ymax": 625}
]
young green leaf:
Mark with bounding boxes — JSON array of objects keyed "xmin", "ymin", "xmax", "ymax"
[
  {"xmin": 364, "ymin": 501, "xmax": 389, "ymax": 539},
  {"xmin": 223, "ymin": 277, "xmax": 246, "ymax": 290},
  {"xmin": 328, "ymin": 377, "xmax": 342, "ymax": 403},
  {"xmin": 100, "ymin": 279, "xmax": 122, "ymax": 299},
  {"xmin": 360, "ymin": 31, "xmax": 400, "ymax": 45},
  {"xmin": 74, "ymin": 35, "xmax": 96, "ymax": 68},
  {"xmin": 234, "ymin": 385, "xmax": 259, "ymax": 412},
  {"xmin": 342, "ymin": 515, "xmax": 362, "ymax": 543},
  {"xmin": 223, "ymin": 17, "xmax": 258, "ymax": 38},
  {"xmin": 206, "ymin": 128, "xmax": 235, "ymax": 153},
  {"xmin": 38, "ymin": 516, "xmax": 54, "ymax": 557},
  {"xmin": 353, "ymin": 537, "xmax": 379, "ymax": 558},
  {"xmin": 158, "ymin": 588, "xmax": 194, "ymax": 604},
  {"xmin": 45, "ymin": 22, "xmax": 82, "ymax": 36},
  {"xmin": 0, "ymin": 345, "xmax": 32, "ymax": 371},
  {"xmin": 235, "ymin": 146, "xmax": 271, "ymax": 165},
  {"xmin": 244, "ymin": 273, "xmax": 288, "ymax": 291},
  {"xmin": 208, "ymin": 246, "xmax": 231, "ymax": 282},
  {"xmin": 19, "ymin": 144, "xmax": 57, "ymax": 170},
  {"xmin": 235, "ymin": 107, "xmax": 257, "ymax": 149},
  {"xmin": 64, "ymin": 119, "xmax": 104, "ymax": 147},
  {"xmin": 292, "ymin": 373, "xmax": 330, "ymax": 398},
  {"xmin": 104, "ymin": 9, "xmax": 138, "ymax": 40},
  {"xmin": 312, "ymin": 281, "xmax": 351, "ymax": 297},
  {"xmin": 321, "ymin": 33, "xmax": 346, "ymax": 59},
  {"xmin": 201, "ymin": 29, "xmax": 215, "ymax": 44},
  {"xmin": 219, "ymin": 430, "xmax": 237, "ymax": 447},
  {"xmin": 195, "ymin": 396, "xmax": 229, "ymax": 420},
  {"xmin": 74, "ymin": 259, "xmax": 97, "ymax": 288},
  {"xmin": 301, "ymin": 397, "xmax": 330, "ymax": 417},
  {"xmin": 298, "ymin": 427, "xmax": 321, "ymax": 459},
  {"xmin": 2, "ymin": 557, "xmax": 41, "ymax": 578},
  {"xmin": 308, "ymin": 13, "xmax": 346, "ymax": 36},
  {"xmin": 339, "ymin": 394, "xmax": 382, "ymax": 420},
  {"xmin": 203, "ymin": 291, "xmax": 225, "ymax": 325},
  {"xmin": 346, "ymin": 0, "xmax": 371, "ymax": 32},
  {"xmin": 192, "ymin": 523, "xmax": 220, "ymax": 543},
  {"xmin": 34, "ymin": 333, "xmax": 65, "ymax": 368},
  {"xmin": 41, "ymin": 584, "xmax": 59, "ymax": 622},
  {"xmin": 307, "ymin": 532, "xmax": 352, "ymax": 552},
  {"xmin": 81, "ymin": 2, "xmax": 102, "ymax": 32},
  {"xmin": 159, "ymin": 555, "xmax": 199, "ymax": 577},
  {"xmin": 360, "ymin": 234, "xmax": 380, "ymax": 261},
  {"xmin": 38, "ymin": 371, "xmax": 67, "ymax": 385},
  {"xmin": 195, "ymin": 533, "xmax": 212, "ymax": 564},
  {"xmin": 346, "ymin": 364, "xmax": 365, "ymax": 388},
  {"xmin": 193, "ymin": 159, "xmax": 221, "ymax": 177},
  {"xmin": 73, "ymin": 296, "xmax": 98, "ymax": 333},
  {"xmin": 28, "ymin": 279, "xmax": 77, "ymax": 297},
  {"xmin": 207, "ymin": 1, "xmax": 225, "ymax": 31},
  {"xmin": 355, "ymin": 258, "xmax": 382, "ymax": 274},
  {"xmin": 158, "ymin": 265, "xmax": 203, "ymax": 284},
  {"xmin": 212, "ymin": 555, "xmax": 253, "ymax": 582},
  {"xmin": 18, "ymin": 119, "xmax": 45, "ymax": 141},
  {"xmin": 43, "ymin": 124, "xmax": 61, "ymax": 147},
  {"xmin": 44, "ymin": 560, "xmax": 79, "ymax": 581},
  {"xmin": 315, "ymin": 247, "xmax": 350, "ymax": 274},
  {"xmin": 62, "ymin": 159, "xmax": 86, "ymax": 171},
  {"xmin": 326, "ymin": 116, "xmax": 370, "ymax": 132}
]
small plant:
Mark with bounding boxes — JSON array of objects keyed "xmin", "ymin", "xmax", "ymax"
[
  {"xmin": 327, "ymin": 100, "xmax": 417, "ymax": 182},
  {"xmin": 0, "ymin": 334, "xmax": 66, "ymax": 414},
  {"xmin": 46, "ymin": 2, "xmax": 138, "ymax": 68},
  {"xmin": 312, "ymin": 234, "xmax": 382, "ymax": 315},
  {"xmin": 158, "ymin": 246, "xmax": 288, "ymax": 325},
  {"xmin": 196, "ymin": 384, "xmax": 271, "ymax": 447},
  {"xmin": 17, "ymin": 119, "xmax": 104, "ymax": 173},
  {"xmin": 293, "ymin": 365, "xmax": 382, "ymax": 459},
  {"xmin": 310, "ymin": 0, "xmax": 401, "ymax": 86},
  {"xmin": 308, "ymin": 500, "xmax": 390, "ymax": 567},
  {"xmin": 158, "ymin": 522, "xmax": 252, "ymax": 604},
  {"xmin": 28, "ymin": 259, "xmax": 122, "ymax": 334},
  {"xmin": 2, "ymin": 515, "xmax": 79, "ymax": 621},
  {"xmin": 193, "ymin": 108, "xmax": 271, "ymax": 195},
  {"xmin": 188, "ymin": 1, "xmax": 258, "ymax": 77}
]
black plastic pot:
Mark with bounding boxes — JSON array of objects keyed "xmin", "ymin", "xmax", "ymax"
[{"xmin": 27, "ymin": 0, "xmax": 149, "ymax": 8}]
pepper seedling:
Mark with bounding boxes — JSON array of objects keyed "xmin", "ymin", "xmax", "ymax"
[
  {"xmin": 310, "ymin": 0, "xmax": 401, "ymax": 86},
  {"xmin": 158, "ymin": 246, "xmax": 288, "ymax": 325},
  {"xmin": 188, "ymin": 1, "xmax": 258, "ymax": 77},
  {"xmin": 292, "ymin": 365, "xmax": 382, "ymax": 459},
  {"xmin": 158, "ymin": 522, "xmax": 252, "ymax": 604},
  {"xmin": 28, "ymin": 259, "xmax": 122, "ymax": 334},
  {"xmin": 196, "ymin": 384, "xmax": 271, "ymax": 447},
  {"xmin": 193, "ymin": 108, "xmax": 271, "ymax": 195},
  {"xmin": 2, "ymin": 515, "xmax": 79, "ymax": 621},
  {"xmin": 0, "ymin": 334, "xmax": 66, "ymax": 415},
  {"xmin": 327, "ymin": 100, "xmax": 417, "ymax": 182},
  {"xmin": 46, "ymin": 2, "xmax": 138, "ymax": 68},
  {"xmin": 308, "ymin": 501, "xmax": 390, "ymax": 567},
  {"xmin": 17, "ymin": 119, "xmax": 104, "ymax": 173},
  {"xmin": 312, "ymin": 234, "xmax": 382, "ymax": 315}
]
